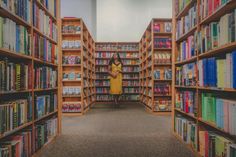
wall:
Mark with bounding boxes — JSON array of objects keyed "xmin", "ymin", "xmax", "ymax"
[
  {"xmin": 61, "ymin": 0, "xmax": 97, "ymax": 39},
  {"xmin": 96, "ymin": 0, "xmax": 172, "ymax": 42}
]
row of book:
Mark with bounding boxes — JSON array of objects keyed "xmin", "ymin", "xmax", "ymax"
[
  {"xmin": 96, "ymin": 52, "xmax": 139, "ymax": 58},
  {"xmin": 96, "ymin": 88, "xmax": 109, "ymax": 94},
  {"xmin": 154, "ymin": 83, "xmax": 171, "ymax": 95},
  {"xmin": 63, "ymin": 56, "xmax": 81, "ymax": 65},
  {"xmin": 0, "ymin": 17, "xmax": 31, "ymax": 55},
  {"xmin": 123, "ymin": 87, "xmax": 139, "ymax": 93},
  {"xmin": 95, "ymin": 67, "xmax": 139, "ymax": 72},
  {"xmin": 154, "ymin": 100, "xmax": 172, "ymax": 111},
  {"xmin": 62, "ymin": 102, "xmax": 81, "ymax": 113},
  {"xmin": 33, "ymin": 1, "xmax": 57, "ymax": 41},
  {"xmin": 96, "ymin": 95, "xmax": 139, "ymax": 101},
  {"xmin": 199, "ymin": 130, "xmax": 236, "ymax": 157},
  {"xmin": 33, "ymin": 33, "xmax": 57, "ymax": 63},
  {"xmin": 175, "ymin": 115, "xmax": 198, "ymax": 151},
  {"xmin": 177, "ymin": 33, "xmax": 197, "ymax": 62},
  {"xmin": 95, "ymin": 59, "xmax": 139, "ymax": 65},
  {"xmin": 62, "ymin": 40, "xmax": 81, "ymax": 49},
  {"xmin": 96, "ymin": 43, "xmax": 139, "ymax": 51},
  {"xmin": 34, "ymin": 66, "xmax": 57, "ymax": 89},
  {"xmin": 39, "ymin": 0, "xmax": 57, "ymax": 17},
  {"xmin": 0, "ymin": 117, "xmax": 57, "ymax": 156},
  {"xmin": 95, "ymin": 81, "xmax": 110, "ymax": 86},
  {"xmin": 123, "ymin": 81, "xmax": 139, "ymax": 86},
  {"xmin": 154, "ymin": 38, "xmax": 172, "ymax": 49},
  {"xmin": 201, "ymin": 93, "xmax": 236, "ymax": 136},
  {"xmin": 35, "ymin": 117, "xmax": 58, "ymax": 151},
  {"xmin": 198, "ymin": 51, "xmax": 236, "ymax": 88},
  {"xmin": 199, "ymin": 0, "xmax": 232, "ymax": 21},
  {"xmin": 154, "ymin": 52, "xmax": 171, "ymax": 64},
  {"xmin": 123, "ymin": 74, "xmax": 139, "ymax": 79},
  {"xmin": 0, "ymin": 59, "xmax": 31, "ymax": 92},
  {"xmin": 62, "ymin": 24, "xmax": 81, "ymax": 34},
  {"xmin": 63, "ymin": 86, "xmax": 81, "ymax": 95},
  {"xmin": 153, "ymin": 69, "xmax": 172, "ymax": 80},
  {"xmin": 63, "ymin": 72, "xmax": 81, "ymax": 80},
  {"xmin": 153, "ymin": 22, "xmax": 172, "ymax": 33},
  {"xmin": 175, "ymin": 0, "xmax": 191, "ymax": 16},
  {"xmin": 35, "ymin": 93, "xmax": 57, "ymax": 119},
  {"xmin": 176, "ymin": 62, "xmax": 197, "ymax": 86},
  {"xmin": 1, "ymin": 0, "xmax": 31, "ymax": 23},
  {"xmin": 176, "ymin": 3, "xmax": 197, "ymax": 40},
  {"xmin": 198, "ymin": 10, "xmax": 236, "ymax": 54},
  {"xmin": 0, "ymin": 98, "xmax": 32, "ymax": 134},
  {"xmin": 175, "ymin": 90, "xmax": 197, "ymax": 116}
]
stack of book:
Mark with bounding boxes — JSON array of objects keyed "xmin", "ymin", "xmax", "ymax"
[
  {"xmin": 176, "ymin": 62, "xmax": 197, "ymax": 86},
  {"xmin": 62, "ymin": 102, "xmax": 81, "ymax": 113}
]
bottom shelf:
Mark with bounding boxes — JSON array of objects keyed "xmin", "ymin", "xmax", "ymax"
[{"xmin": 62, "ymin": 112, "xmax": 83, "ymax": 116}]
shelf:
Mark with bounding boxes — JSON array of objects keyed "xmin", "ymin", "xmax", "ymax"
[
  {"xmin": 35, "ymin": 0, "xmax": 57, "ymax": 22},
  {"xmin": 62, "ymin": 112, "xmax": 83, "ymax": 116},
  {"xmin": 0, "ymin": 122, "xmax": 33, "ymax": 140},
  {"xmin": 33, "ymin": 27, "xmax": 57, "ymax": 44},
  {"xmin": 62, "ymin": 80, "xmax": 81, "ymax": 82},
  {"xmin": 62, "ymin": 64, "xmax": 81, "ymax": 67},
  {"xmin": 175, "ymin": 108, "xmax": 197, "ymax": 120},
  {"xmin": 62, "ymin": 48, "xmax": 81, "ymax": 52},
  {"xmin": 34, "ymin": 111, "xmax": 58, "ymax": 123},
  {"xmin": 154, "ymin": 32, "xmax": 172, "ymax": 36},
  {"xmin": 198, "ymin": 42, "xmax": 236, "ymax": 59},
  {"xmin": 175, "ymin": 56, "xmax": 197, "ymax": 66},
  {"xmin": 154, "ymin": 79, "xmax": 172, "ymax": 82},
  {"xmin": 176, "ymin": 0, "xmax": 196, "ymax": 19},
  {"xmin": 176, "ymin": 26, "xmax": 197, "ymax": 43},
  {"xmin": 154, "ymin": 95, "xmax": 171, "ymax": 97},
  {"xmin": 34, "ymin": 58, "xmax": 58, "ymax": 67},
  {"xmin": 0, "ymin": 48, "xmax": 32, "ymax": 60},
  {"xmin": 175, "ymin": 86, "xmax": 197, "ymax": 89},
  {"xmin": 200, "ymin": 0, "xmax": 236, "ymax": 25},
  {"xmin": 62, "ymin": 95, "xmax": 82, "ymax": 98},
  {"xmin": 34, "ymin": 88, "xmax": 58, "ymax": 92},
  {"xmin": 62, "ymin": 33, "xmax": 81, "ymax": 37},
  {"xmin": 198, "ymin": 87, "xmax": 236, "ymax": 92},
  {"xmin": 153, "ymin": 48, "xmax": 172, "ymax": 51},
  {"xmin": 0, "ymin": 5, "xmax": 31, "ymax": 28},
  {"xmin": 0, "ymin": 90, "xmax": 32, "ymax": 95}
]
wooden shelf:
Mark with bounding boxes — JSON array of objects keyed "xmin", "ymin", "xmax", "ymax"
[
  {"xmin": 0, "ymin": 48, "xmax": 32, "ymax": 60},
  {"xmin": 62, "ymin": 48, "xmax": 81, "ymax": 52},
  {"xmin": 176, "ymin": 0, "xmax": 196, "ymax": 19},
  {"xmin": 175, "ymin": 108, "xmax": 197, "ymax": 120},
  {"xmin": 176, "ymin": 25, "xmax": 197, "ymax": 43},
  {"xmin": 34, "ymin": 111, "xmax": 58, "ymax": 123},
  {"xmin": 33, "ymin": 27, "xmax": 57, "ymax": 44},
  {"xmin": 35, "ymin": 0, "xmax": 57, "ymax": 22},
  {"xmin": 34, "ymin": 58, "xmax": 58, "ymax": 67},
  {"xmin": 175, "ymin": 56, "xmax": 197, "ymax": 66}
]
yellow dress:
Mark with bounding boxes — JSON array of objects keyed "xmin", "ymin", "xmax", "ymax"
[{"xmin": 110, "ymin": 63, "xmax": 122, "ymax": 95}]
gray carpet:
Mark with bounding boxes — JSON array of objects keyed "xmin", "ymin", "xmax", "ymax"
[{"xmin": 38, "ymin": 103, "xmax": 194, "ymax": 157}]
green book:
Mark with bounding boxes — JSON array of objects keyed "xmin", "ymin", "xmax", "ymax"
[
  {"xmin": 211, "ymin": 22, "xmax": 218, "ymax": 49},
  {"xmin": 0, "ymin": 17, "xmax": 3, "ymax": 48},
  {"xmin": 206, "ymin": 94, "xmax": 216, "ymax": 123},
  {"xmin": 215, "ymin": 136, "xmax": 231, "ymax": 157}
]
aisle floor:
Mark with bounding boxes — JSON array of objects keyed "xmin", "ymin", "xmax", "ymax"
[{"xmin": 39, "ymin": 103, "xmax": 194, "ymax": 157}]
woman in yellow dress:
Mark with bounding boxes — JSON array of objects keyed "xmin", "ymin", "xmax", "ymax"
[{"xmin": 108, "ymin": 53, "xmax": 123, "ymax": 106}]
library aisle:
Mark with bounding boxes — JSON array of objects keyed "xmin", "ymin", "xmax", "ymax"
[{"xmin": 38, "ymin": 103, "xmax": 194, "ymax": 157}]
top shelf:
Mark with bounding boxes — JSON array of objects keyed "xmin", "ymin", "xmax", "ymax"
[{"xmin": 35, "ymin": 0, "xmax": 57, "ymax": 22}]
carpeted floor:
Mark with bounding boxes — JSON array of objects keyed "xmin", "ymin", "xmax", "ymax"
[{"xmin": 38, "ymin": 102, "xmax": 194, "ymax": 157}]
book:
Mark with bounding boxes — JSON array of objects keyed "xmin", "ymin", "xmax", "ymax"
[
  {"xmin": 176, "ymin": 3, "xmax": 197, "ymax": 39},
  {"xmin": 62, "ymin": 25, "xmax": 81, "ymax": 34},
  {"xmin": 154, "ymin": 38, "xmax": 172, "ymax": 49},
  {"xmin": 1, "ymin": 0, "xmax": 31, "ymax": 23},
  {"xmin": 33, "ymin": 1, "xmax": 58, "ymax": 41},
  {"xmin": 177, "ymin": 33, "xmax": 197, "ymax": 62},
  {"xmin": 176, "ymin": 62, "xmax": 197, "ymax": 86},
  {"xmin": 175, "ymin": 0, "xmax": 191, "ymax": 16},
  {"xmin": 62, "ymin": 40, "xmax": 81, "ymax": 49},
  {"xmin": 0, "ymin": 58, "xmax": 32, "ymax": 92},
  {"xmin": 154, "ymin": 100, "xmax": 171, "ymax": 111},
  {"xmin": 33, "ymin": 33, "xmax": 57, "ymax": 63},
  {"xmin": 175, "ymin": 90, "xmax": 197, "ymax": 117},
  {"xmin": 34, "ymin": 66, "xmax": 57, "ymax": 89},
  {"xmin": 154, "ymin": 83, "xmax": 171, "ymax": 95},
  {"xmin": 0, "ymin": 97, "xmax": 32, "ymax": 134},
  {"xmin": 35, "ymin": 117, "xmax": 57, "ymax": 151},
  {"xmin": 63, "ymin": 72, "xmax": 81, "ymax": 81},
  {"xmin": 0, "ymin": 129, "xmax": 33, "ymax": 157},
  {"xmin": 35, "ymin": 93, "xmax": 57, "ymax": 119},
  {"xmin": 62, "ymin": 102, "xmax": 81, "ymax": 113},
  {"xmin": 199, "ymin": 131, "xmax": 233, "ymax": 157},
  {"xmin": 154, "ymin": 52, "xmax": 171, "ymax": 64},
  {"xmin": 63, "ymin": 86, "xmax": 81, "ymax": 95},
  {"xmin": 0, "ymin": 17, "xmax": 31, "ymax": 55},
  {"xmin": 175, "ymin": 114, "xmax": 198, "ymax": 150},
  {"xmin": 63, "ymin": 55, "xmax": 81, "ymax": 65},
  {"xmin": 39, "ymin": 0, "xmax": 57, "ymax": 17}
]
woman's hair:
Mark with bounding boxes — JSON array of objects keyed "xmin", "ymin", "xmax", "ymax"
[{"xmin": 109, "ymin": 53, "xmax": 123, "ymax": 65}]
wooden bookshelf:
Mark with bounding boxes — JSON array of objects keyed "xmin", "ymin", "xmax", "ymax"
[
  {"xmin": 0, "ymin": 0, "xmax": 60, "ymax": 156},
  {"xmin": 61, "ymin": 18, "xmax": 96, "ymax": 116},
  {"xmin": 172, "ymin": 0, "xmax": 236, "ymax": 155},
  {"xmin": 139, "ymin": 18, "xmax": 172, "ymax": 113},
  {"xmin": 95, "ymin": 42, "xmax": 140, "ymax": 102}
]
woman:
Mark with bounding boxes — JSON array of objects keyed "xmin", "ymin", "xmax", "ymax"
[{"xmin": 108, "ymin": 53, "xmax": 123, "ymax": 107}]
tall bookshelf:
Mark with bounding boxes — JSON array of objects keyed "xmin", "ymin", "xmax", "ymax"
[
  {"xmin": 139, "ymin": 19, "xmax": 172, "ymax": 114},
  {"xmin": 95, "ymin": 42, "xmax": 140, "ymax": 102},
  {"xmin": 172, "ymin": 0, "xmax": 236, "ymax": 156},
  {"xmin": 0, "ymin": 0, "xmax": 60, "ymax": 156},
  {"xmin": 61, "ymin": 18, "xmax": 95, "ymax": 116}
]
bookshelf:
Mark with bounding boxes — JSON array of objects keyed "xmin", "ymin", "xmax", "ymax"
[
  {"xmin": 139, "ymin": 18, "xmax": 172, "ymax": 114},
  {"xmin": 95, "ymin": 42, "xmax": 140, "ymax": 102},
  {"xmin": 0, "ymin": 0, "xmax": 60, "ymax": 156},
  {"xmin": 172, "ymin": 0, "xmax": 236, "ymax": 156},
  {"xmin": 61, "ymin": 18, "xmax": 95, "ymax": 116}
]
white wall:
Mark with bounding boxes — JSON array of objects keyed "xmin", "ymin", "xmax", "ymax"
[
  {"xmin": 96, "ymin": 0, "xmax": 172, "ymax": 42},
  {"xmin": 61, "ymin": 0, "xmax": 97, "ymax": 39}
]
